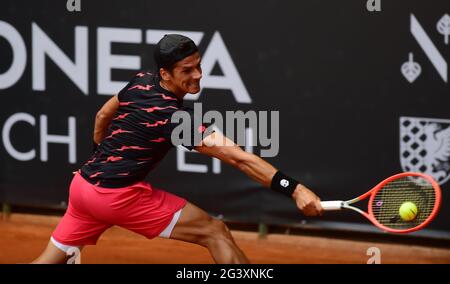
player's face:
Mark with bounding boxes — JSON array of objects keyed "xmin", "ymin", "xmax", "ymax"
[{"xmin": 169, "ymin": 52, "xmax": 202, "ymax": 95}]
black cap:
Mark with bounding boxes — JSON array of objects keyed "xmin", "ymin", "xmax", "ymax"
[{"xmin": 154, "ymin": 34, "xmax": 199, "ymax": 70}]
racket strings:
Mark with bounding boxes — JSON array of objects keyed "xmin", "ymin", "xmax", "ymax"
[{"xmin": 371, "ymin": 177, "xmax": 436, "ymax": 230}]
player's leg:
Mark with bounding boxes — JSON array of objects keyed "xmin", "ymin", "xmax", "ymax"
[
  {"xmin": 32, "ymin": 173, "xmax": 110, "ymax": 264},
  {"xmin": 115, "ymin": 183, "xmax": 249, "ymax": 264},
  {"xmin": 168, "ymin": 202, "xmax": 249, "ymax": 264},
  {"xmin": 31, "ymin": 238, "xmax": 82, "ymax": 264}
]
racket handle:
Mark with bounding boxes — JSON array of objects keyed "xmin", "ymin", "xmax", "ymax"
[{"xmin": 320, "ymin": 201, "xmax": 344, "ymax": 211}]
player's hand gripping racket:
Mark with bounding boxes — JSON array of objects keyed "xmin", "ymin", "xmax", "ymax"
[{"xmin": 320, "ymin": 172, "xmax": 442, "ymax": 233}]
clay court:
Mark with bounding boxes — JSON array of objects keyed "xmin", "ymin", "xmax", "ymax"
[{"xmin": 1, "ymin": 213, "xmax": 449, "ymax": 264}]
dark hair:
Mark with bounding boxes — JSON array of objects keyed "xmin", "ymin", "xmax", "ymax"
[{"xmin": 154, "ymin": 34, "xmax": 198, "ymax": 72}]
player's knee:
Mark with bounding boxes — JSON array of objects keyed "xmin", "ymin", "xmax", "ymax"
[
  {"xmin": 211, "ymin": 219, "xmax": 229, "ymax": 235},
  {"xmin": 201, "ymin": 219, "xmax": 232, "ymax": 246}
]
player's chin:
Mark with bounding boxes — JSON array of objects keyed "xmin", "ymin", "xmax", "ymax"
[{"xmin": 187, "ymin": 84, "xmax": 200, "ymax": 94}]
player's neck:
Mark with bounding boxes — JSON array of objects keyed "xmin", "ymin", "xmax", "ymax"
[{"xmin": 159, "ymin": 80, "xmax": 185, "ymax": 100}]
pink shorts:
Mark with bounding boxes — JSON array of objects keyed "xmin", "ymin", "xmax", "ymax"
[{"xmin": 52, "ymin": 173, "xmax": 187, "ymax": 247}]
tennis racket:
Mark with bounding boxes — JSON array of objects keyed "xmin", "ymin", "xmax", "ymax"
[{"xmin": 320, "ymin": 172, "xmax": 442, "ymax": 233}]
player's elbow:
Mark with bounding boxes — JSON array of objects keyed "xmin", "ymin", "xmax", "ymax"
[
  {"xmin": 207, "ymin": 144, "xmax": 245, "ymax": 168},
  {"xmin": 95, "ymin": 111, "xmax": 109, "ymax": 122},
  {"xmin": 197, "ymin": 134, "xmax": 252, "ymax": 168}
]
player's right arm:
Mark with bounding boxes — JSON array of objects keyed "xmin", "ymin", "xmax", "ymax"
[
  {"xmin": 195, "ymin": 131, "xmax": 323, "ymax": 216},
  {"xmin": 93, "ymin": 95, "xmax": 120, "ymax": 144}
]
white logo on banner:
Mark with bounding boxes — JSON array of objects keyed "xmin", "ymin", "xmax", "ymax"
[
  {"xmin": 404, "ymin": 14, "xmax": 448, "ymax": 83},
  {"xmin": 400, "ymin": 117, "xmax": 450, "ymax": 185},
  {"xmin": 437, "ymin": 14, "xmax": 450, "ymax": 45},
  {"xmin": 0, "ymin": 22, "xmax": 251, "ymax": 103},
  {"xmin": 401, "ymin": 53, "xmax": 421, "ymax": 83}
]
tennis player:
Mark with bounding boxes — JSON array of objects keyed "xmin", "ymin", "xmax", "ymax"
[{"xmin": 32, "ymin": 34, "xmax": 323, "ymax": 264}]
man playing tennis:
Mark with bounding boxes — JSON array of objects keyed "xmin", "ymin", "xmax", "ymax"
[{"xmin": 32, "ymin": 34, "xmax": 323, "ymax": 264}]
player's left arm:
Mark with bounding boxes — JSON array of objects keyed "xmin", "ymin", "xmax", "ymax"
[{"xmin": 93, "ymin": 95, "xmax": 119, "ymax": 144}]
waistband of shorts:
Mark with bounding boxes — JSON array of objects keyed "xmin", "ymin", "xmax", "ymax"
[{"xmin": 76, "ymin": 171, "xmax": 151, "ymax": 192}]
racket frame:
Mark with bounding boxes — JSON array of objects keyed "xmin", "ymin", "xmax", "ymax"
[{"xmin": 320, "ymin": 172, "xmax": 442, "ymax": 233}]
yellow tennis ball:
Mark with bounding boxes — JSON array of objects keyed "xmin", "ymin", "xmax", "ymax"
[{"xmin": 399, "ymin": 202, "xmax": 418, "ymax": 221}]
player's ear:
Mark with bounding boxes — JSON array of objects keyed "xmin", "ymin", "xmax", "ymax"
[{"xmin": 159, "ymin": 68, "xmax": 171, "ymax": 81}]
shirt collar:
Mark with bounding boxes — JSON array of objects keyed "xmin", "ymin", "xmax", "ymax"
[{"xmin": 153, "ymin": 75, "xmax": 184, "ymax": 104}]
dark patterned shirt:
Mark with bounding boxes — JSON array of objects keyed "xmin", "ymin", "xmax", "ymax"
[{"xmin": 80, "ymin": 71, "xmax": 209, "ymax": 188}]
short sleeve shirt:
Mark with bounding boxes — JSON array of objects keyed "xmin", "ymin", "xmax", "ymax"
[{"xmin": 80, "ymin": 71, "xmax": 211, "ymax": 188}]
